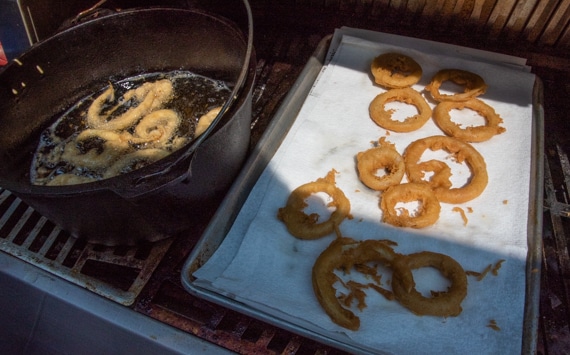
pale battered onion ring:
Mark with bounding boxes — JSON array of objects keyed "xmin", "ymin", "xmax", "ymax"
[
  {"xmin": 87, "ymin": 79, "xmax": 174, "ymax": 131},
  {"xmin": 312, "ymin": 237, "xmax": 400, "ymax": 330},
  {"xmin": 380, "ymin": 182, "xmax": 441, "ymax": 228},
  {"xmin": 60, "ymin": 130, "xmax": 131, "ymax": 170},
  {"xmin": 46, "ymin": 174, "xmax": 96, "ymax": 186},
  {"xmin": 433, "ymin": 98, "xmax": 506, "ymax": 142},
  {"xmin": 404, "ymin": 136, "xmax": 488, "ymax": 204},
  {"xmin": 277, "ymin": 170, "xmax": 351, "ymax": 239},
  {"xmin": 131, "ymin": 109, "xmax": 181, "ymax": 145},
  {"xmin": 371, "ymin": 53, "xmax": 422, "ymax": 89},
  {"xmin": 195, "ymin": 106, "xmax": 222, "ymax": 138},
  {"xmin": 369, "ymin": 88, "xmax": 432, "ymax": 132},
  {"xmin": 425, "ymin": 69, "xmax": 487, "ymax": 102},
  {"xmin": 391, "ymin": 251, "xmax": 468, "ymax": 317},
  {"xmin": 356, "ymin": 137, "xmax": 405, "ymax": 191},
  {"xmin": 103, "ymin": 148, "xmax": 170, "ymax": 178}
]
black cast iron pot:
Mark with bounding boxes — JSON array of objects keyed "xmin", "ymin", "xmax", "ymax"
[{"xmin": 0, "ymin": 5, "xmax": 255, "ymax": 245}]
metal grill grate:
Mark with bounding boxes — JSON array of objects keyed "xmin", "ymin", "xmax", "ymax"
[{"xmin": 0, "ymin": 188, "xmax": 172, "ymax": 306}]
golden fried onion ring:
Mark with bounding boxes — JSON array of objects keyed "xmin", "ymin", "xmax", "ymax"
[
  {"xmin": 433, "ymin": 98, "xmax": 506, "ymax": 142},
  {"xmin": 380, "ymin": 182, "xmax": 441, "ymax": 228},
  {"xmin": 404, "ymin": 136, "xmax": 488, "ymax": 204},
  {"xmin": 356, "ymin": 138, "xmax": 405, "ymax": 191},
  {"xmin": 369, "ymin": 88, "xmax": 432, "ymax": 132},
  {"xmin": 277, "ymin": 170, "xmax": 351, "ymax": 240},
  {"xmin": 312, "ymin": 237, "xmax": 400, "ymax": 330},
  {"xmin": 425, "ymin": 69, "xmax": 487, "ymax": 102},
  {"xmin": 391, "ymin": 251, "xmax": 468, "ymax": 317},
  {"xmin": 371, "ymin": 53, "xmax": 422, "ymax": 89}
]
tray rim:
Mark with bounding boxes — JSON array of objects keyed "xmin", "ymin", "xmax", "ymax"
[{"xmin": 181, "ymin": 34, "xmax": 544, "ymax": 355}]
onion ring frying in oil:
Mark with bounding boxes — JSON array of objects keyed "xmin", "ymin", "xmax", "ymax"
[
  {"xmin": 425, "ymin": 69, "xmax": 487, "ymax": 102},
  {"xmin": 391, "ymin": 251, "xmax": 468, "ymax": 317},
  {"xmin": 356, "ymin": 137, "xmax": 405, "ymax": 191},
  {"xmin": 433, "ymin": 98, "xmax": 506, "ymax": 142},
  {"xmin": 131, "ymin": 109, "xmax": 181, "ymax": 146},
  {"xmin": 195, "ymin": 106, "xmax": 222, "ymax": 138},
  {"xmin": 277, "ymin": 170, "xmax": 351, "ymax": 240},
  {"xmin": 46, "ymin": 174, "xmax": 97, "ymax": 186},
  {"xmin": 312, "ymin": 237, "xmax": 400, "ymax": 330},
  {"xmin": 404, "ymin": 136, "xmax": 488, "ymax": 204},
  {"xmin": 87, "ymin": 79, "xmax": 174, "ymax": 131},
  {"xmin": 371, "ymin": 53, "xmax": 422, "ymax": 89},
  {"xmin": 103, "ymin": 148, "xmax": 170, "ymax": 178},
  {"xmin": 369, "ymin": 88, "xmax": 432, "ymax": 132},
  {"xmin": 60, "ymin": 129, "xmax": 131, "ymax": 170},
  {"xmin": 380, "ymin": 182, "xmax": 441, "ymax": 228}
]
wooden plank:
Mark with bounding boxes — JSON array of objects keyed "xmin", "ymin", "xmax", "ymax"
[
  {"xmin": 470, "ymin": 0, "xmax": 498, "ymax": 25},
  {"xmin": 558, "ymin": 18, "xmax": 570, "ymax": 49},
  {"xmin": 441, "ymin": 0, "xmax": 458, "ymax": 15},
  {"xmin": 370, "ymin": 0, "xmax": 391, "ymax": 16},
  {"xmin": 540, "ymin": 0, "xmax": 570, "ymax": 46},
  {"xmin": 406, "ymin": 0, "xmax": 426, "ymax": 14},
  {"xmin": 503, "ymin": 0, "xmax": 539, "ymax": 38},
  {"xmin": 453, "ymin": 0, "xmax": 477, "ymax": 21},
  {"xmin": 523, "ymin": 0, "xmax": 560, "ymax": 43},
  {"xmin": 421, "ymin": 0, "xmax": 446, "ymax": 17},
  {"xmin": 486, "ymin": 0, "xmax": 518, "ymax": 36}
]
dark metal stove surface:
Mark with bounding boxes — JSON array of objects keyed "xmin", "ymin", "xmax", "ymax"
[{"xmin": 2, "ymin": 2, "xmax": 570, "ymax": 354}]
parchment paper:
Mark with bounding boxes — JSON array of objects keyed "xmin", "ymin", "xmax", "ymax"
[{"xmin": 193, "ymin": 29, "xmax": 536, "ymax": 354}]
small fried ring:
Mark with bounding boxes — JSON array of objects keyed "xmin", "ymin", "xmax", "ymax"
[
  {"xmin": 312, "ymin": 237, "xmax": 400, "ymax": 330},
  {"xmin": 371, "ymin": 53, "xmax": 423, "ymax": 89},
  {"xmin": 369, "ymin": 88, "xmax": 432, "ymax": 132},
  {"xmin": 433, "ymin": 98, "xmax": 506, "ymax": 142},
  {"xmin": 278, "ymin": 170, "xmax": 351, "ymax": 240},
  {"xmin": 425, "ymin": 69, "xmax": 487, "ymax": 102},
  {"xmin": 356, "ymin": 138, "xmax": 405, "ymax": 191},
  {"xmin": 380, "ymin": 182, "xmax": 441, "ymax": 228},
  {"xmin": 404, "ymin": 136, "xmax": 488, "ymax": 204},
  {"xmin": 391, "ymin": 251, "xmax": 468, "ymax": 317}
]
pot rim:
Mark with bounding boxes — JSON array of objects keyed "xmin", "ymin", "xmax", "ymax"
[{"xmin": 1, "ymin": 3, "xmax": 254, "ymax": 197}]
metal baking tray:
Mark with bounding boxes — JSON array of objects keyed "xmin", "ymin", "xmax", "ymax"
[{"xmin": 181, "ymin": 34, "xmax": 544, "ymax": 354}]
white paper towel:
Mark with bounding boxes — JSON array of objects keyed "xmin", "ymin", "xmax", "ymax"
[{"xmin": 193, "ymin": 29, "xmax": 537, "ymax": 354}]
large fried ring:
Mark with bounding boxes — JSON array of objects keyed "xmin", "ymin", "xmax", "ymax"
[
  {"xmin": 425, "ymin": 69, "xmax": 487, "ymax": 102},
  {"xmin": 433, "ymin": 98, "xmax": 506, "ymax": 142},
  {"xmin": 312, "ymin": 237, "xmax": 399, "ymax": 330},
  {"xmin": 278, "ymin": 170, "xmax": 351, "ymax": 239},
  {"xmin": 391, "ymin": 251, "xmax": 468, "ymax": 317},
  {"xmin": 404, "ymin": 136, "xmax": 488, "ymax": 204}
]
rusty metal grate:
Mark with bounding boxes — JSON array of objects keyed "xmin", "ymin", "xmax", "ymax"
[
  {"xmin": 540, "ymin": 141, "xmax": 570, "ymax": 353},
  {"xmin": 0, "ymin": 187, "xmax": 172, "ymax": 306}
]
